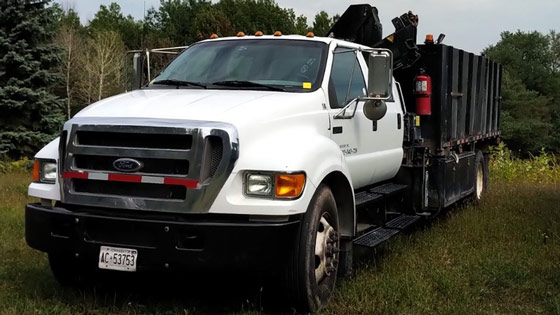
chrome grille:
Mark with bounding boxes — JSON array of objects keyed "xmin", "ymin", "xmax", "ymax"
[
  {"xmin": 76, "ymin": 130, "xmax": 192, "ymax": 150},
  {"xmin": 60, "ymin": 117, "xmax": 239, "ymax": 213}
]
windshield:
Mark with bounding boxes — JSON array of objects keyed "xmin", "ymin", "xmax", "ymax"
[{"xmin": 152, "ymin": 39, "xmax": 327, "ymax": 92}]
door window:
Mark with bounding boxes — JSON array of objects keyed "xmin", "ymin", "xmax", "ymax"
[{"xmin": 329, "ymin": 48, "xmax": 366, "ymax": 108}]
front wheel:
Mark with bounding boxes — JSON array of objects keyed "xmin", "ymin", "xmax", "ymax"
[
  {"xmin": 285, "ymin": 184, "xmax": 339, "ymax": 313},
  {"xmin": 48, "ymin": 253, "xmax": 86, "ymax": 286}
]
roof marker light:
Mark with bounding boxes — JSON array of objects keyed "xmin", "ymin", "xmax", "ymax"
[
  {"xmin": 306, "ymin": 32, "xmax": 315, "ymax": 38},
  {"xmin": 273, "ymin": 31, "xmax": 282, "ymax": 36},
  {"xmin": 210, "ymin": 33, "xmax": 219, "ymax": 39},
  {"xmin": 255, "ymin": 31, "xmax": 264, "ymax": 36},
  {"xmin": 237, "ymin": 31, "xmax": 245, "ymax": 37}
]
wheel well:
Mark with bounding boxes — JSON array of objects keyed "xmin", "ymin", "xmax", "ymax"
[{"xmin": 321, "ymin": 171, "xmax": 354, "ymax": 238}]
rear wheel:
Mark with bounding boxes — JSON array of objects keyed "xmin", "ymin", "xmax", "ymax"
[
  {"xmin": 286, "ymin": 184, "xmax": 339, "ymax": 313},
  {"xmin": 474, "ymin": 150, "xmax": 488, "ymax": 201}
]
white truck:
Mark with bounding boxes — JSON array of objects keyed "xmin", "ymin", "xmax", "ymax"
[{"xmin": 25, "ymin": 5, "xmax": 501, "ymax": 312}]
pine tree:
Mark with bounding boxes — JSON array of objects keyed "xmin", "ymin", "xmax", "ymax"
[{"xmin": 0, "ymin": 0, "xmax": 65, "ymax": 159}]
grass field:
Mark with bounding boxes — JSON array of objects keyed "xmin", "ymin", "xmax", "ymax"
[{"xmin": 0, "ymin": 152, "xmax": 559, "ymax": 314}]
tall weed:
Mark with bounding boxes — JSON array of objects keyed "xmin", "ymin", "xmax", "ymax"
[
  {"xmin": 490, "ymin": 143, "xmax": 560, "ymax": 184},
  {"xmin": 0, "ymin": 157, "xmax": 33, "ymax": 174}
]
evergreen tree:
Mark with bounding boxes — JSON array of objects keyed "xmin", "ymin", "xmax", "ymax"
[
  {"xmin": 499, "ymin": 71, "xmax": 552, "ymax": 154},
  {"xmin": 0, "ymin": 0, "xmax": 65, "ymax": 159}
]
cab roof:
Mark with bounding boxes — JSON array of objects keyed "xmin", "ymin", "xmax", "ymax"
[{"xmin": 197, "ymin": 34, "xmax": 369, "ymax": 50}]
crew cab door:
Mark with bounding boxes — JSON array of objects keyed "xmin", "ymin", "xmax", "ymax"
[{"xmin": 327, "ymin": 45, "xmax": 404, "ymax": 189}]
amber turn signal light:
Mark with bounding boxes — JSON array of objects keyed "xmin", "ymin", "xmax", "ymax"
[
  {"xmin": 275, "ymin": 173, "xmax": 305, "ymax": 199},
  {"xmin": 32, "ymin": 160, "xmax": 40, "ymax": 182}
]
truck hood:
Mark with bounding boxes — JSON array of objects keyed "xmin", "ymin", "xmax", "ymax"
[{"xmin": 74, "ymin": 89, "xmax": 322, "ymax": 126}]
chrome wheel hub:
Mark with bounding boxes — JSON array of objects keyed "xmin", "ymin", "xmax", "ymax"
[
  {"xmin": 314, "ymin": 215, "xmax": 339, "ymax": 283},
  {"xmin": 476, "ymin": 163, "xmax": 483, "ymax": 199}
]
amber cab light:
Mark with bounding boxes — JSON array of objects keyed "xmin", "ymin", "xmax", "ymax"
[
  {"xmin": 275, "ymin": 173, "xmax": 305, "ymax": 199},
  {"xmin": 273, "ymin": 31, "xmax": 282, "ymax": 36},
  {"xmin": 32, "ymin": 160, "xmax": 40, "ymax": 182},
  {"xmin": 255, "ymin": 31, "xmax": 264, "ymax": 36},
  {"xmin": 210, "ymin": 33, "xmax": 219, "ymax": 39},
  {"xmin": 237, "ymin": 31, "xmax": 246, "ymax": 37},
  {"xmin": 425, "ymin": 34, "xmax": 434, "ymax": 44}
]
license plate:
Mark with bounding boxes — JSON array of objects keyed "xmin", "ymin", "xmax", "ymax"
[{"xmin": 98, "ymin": 246, "xmax": 138, "ymax": 272}]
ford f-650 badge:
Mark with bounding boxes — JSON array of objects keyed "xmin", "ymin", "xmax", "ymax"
[{"xmin": 113, "ymin": 158, "xmax": 143, "ymax": 172}]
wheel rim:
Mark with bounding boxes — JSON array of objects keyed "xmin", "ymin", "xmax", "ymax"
[
  {"xmin": 476, "ymin": 162, "xmax": 484, "ymax": 199},
  {"xmin": 314, "ymin": 214, "xmax": 338, "ymax": 283}
]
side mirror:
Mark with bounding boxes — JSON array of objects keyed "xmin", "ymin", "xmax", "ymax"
[
  {"xmin": 363, "ymin": 100, "xmax": 387, "ymax": 121},
  {"xmin": 363, "ymin": 49, "xmax": 393, "ymax": 121},
  {"xmin": 367, "ymin": 49, "xmax": 393, "ymax": 100},
  {"xmin": 132, "ymin": 52, "xmax": 143, "ymax": 90}
]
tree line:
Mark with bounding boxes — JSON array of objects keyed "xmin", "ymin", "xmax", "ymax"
[{"xmin": 0, "ymin": 0, "xmax": 558, "ymax": 159}]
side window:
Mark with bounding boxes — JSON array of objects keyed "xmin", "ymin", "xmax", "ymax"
[{"xmin": 329, "ymin": 48, "xmax": 366, "ymax": 108}]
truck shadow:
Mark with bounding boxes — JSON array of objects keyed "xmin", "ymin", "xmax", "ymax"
[{"xmin": 72, "ymin": 270, "xmax": 287, "ymax": 314}]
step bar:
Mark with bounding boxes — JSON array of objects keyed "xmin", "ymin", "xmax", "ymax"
[
  {"xmin": 353, "ymin": 214, "xmax": 421, "ymax": 247},
  {"xmin": 355, "ymin": 183, "xmax": 408, "ymax": 208}
]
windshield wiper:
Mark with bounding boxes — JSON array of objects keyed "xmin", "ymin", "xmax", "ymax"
[
  {"xmin": 152, "ymin": 79, "xmax": 207, "ymax": 89},
  {"xmin": 210, "ymin": 80, "xmax": 285, "ymax": 91}
]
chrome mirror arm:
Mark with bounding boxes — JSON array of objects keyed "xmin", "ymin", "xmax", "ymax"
[{"xmin": 334, "ymin": 97, "xmax": 360, "ymax": 119}]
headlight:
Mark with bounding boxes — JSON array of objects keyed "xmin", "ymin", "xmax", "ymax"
[
  {"xmin": 33, "ymin": 159, "xmax": 57, "ymax": 184},
  {"xmin": 245, "ymin": 172, "xmax": 305, "ymax": 199},
  {"xmin": 246, "ymin": 174, "xmax": 273, "ymax": 196}
]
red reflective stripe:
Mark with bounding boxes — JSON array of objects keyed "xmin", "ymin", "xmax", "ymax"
[
  {"xmin": 164, "ymin": 177, "xmax": 198, "ymax": 188},
  {"xmin": 108, "ymin": 173, "xmax": 142, "ymax": 183},
  {"xmin": 64, "ymin": 171, "xmax": 198, "ymax": 189},
  {"xmin": 62, "ymin": 171, "xmax": 88, "ymax": 179}
]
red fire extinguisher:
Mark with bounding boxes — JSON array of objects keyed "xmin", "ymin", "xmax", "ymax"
[{"xmin": 413, "ymin": 69, "xmax": 432, "ymax": 115}]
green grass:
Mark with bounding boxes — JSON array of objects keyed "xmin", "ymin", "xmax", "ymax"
[
  {"xmin": 1, "ymin": 156, "xmax": 559, "ymax": 314},
  {"xmin": 325, "ymin": 180, "xmax": 560, "ymax": 315}
]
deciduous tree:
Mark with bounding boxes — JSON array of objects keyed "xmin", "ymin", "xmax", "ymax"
[
  {"xmin": 54, "ymin": 9, "xmax": 84, "ymax": 118},
  {"xmin": 76, "ymin": 30, "xmax": 126, "ymax": 105},
  {"xmin": 485, "ymin": 30, "xmax": 560, "ymax": 154}
]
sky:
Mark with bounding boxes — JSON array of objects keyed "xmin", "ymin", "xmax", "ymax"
[{"xmin": 55, "ymin": 0, "xmax": 560, "ymax": 54}]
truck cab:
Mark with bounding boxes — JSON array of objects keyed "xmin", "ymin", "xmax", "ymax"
[{"xmin": 27, "ymin": 34, "xmax": 399, "ymax": 312}]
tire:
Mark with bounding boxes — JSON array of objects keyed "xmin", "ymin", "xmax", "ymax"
[
  {"xmin": 48, "ymin": 253, "xmax": 86, "ymax": 286},
  {"xmin": 285, "ymin": 184, "xmax": 339, "ymax": 313},
  {"xmin": 474, "ymin": 150, "xmax": 489, "ymax": 202}
]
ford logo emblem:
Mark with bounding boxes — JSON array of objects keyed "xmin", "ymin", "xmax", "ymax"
[{"xmin": 113, "ymin": 158, "xmax": 143, "ymax": 172}]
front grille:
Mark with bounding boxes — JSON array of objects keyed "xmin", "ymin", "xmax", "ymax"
[
  {"xmin": 61, "ymin": 118, "xmax": 238, "ymax": 213},
  {"xmin": 74, "ymin": 155, "xmax": 189, "ymax": 175},
  {"xmin": 73, "ymin": 179, "xmax": 187, "ymax": 200},
  {"xmin": 76, "ymin": 131, "xmax": 192, "ymax": 150}
]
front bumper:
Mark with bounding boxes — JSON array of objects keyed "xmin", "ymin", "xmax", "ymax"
[{"xmin": 25, "ymin": 203, "xmax": 300, "ymax": 272}]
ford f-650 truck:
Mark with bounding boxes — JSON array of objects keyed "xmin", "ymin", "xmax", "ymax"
[{"xmin": 25, "ymin": 4, "xmax": 501, "ymax": 312}]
